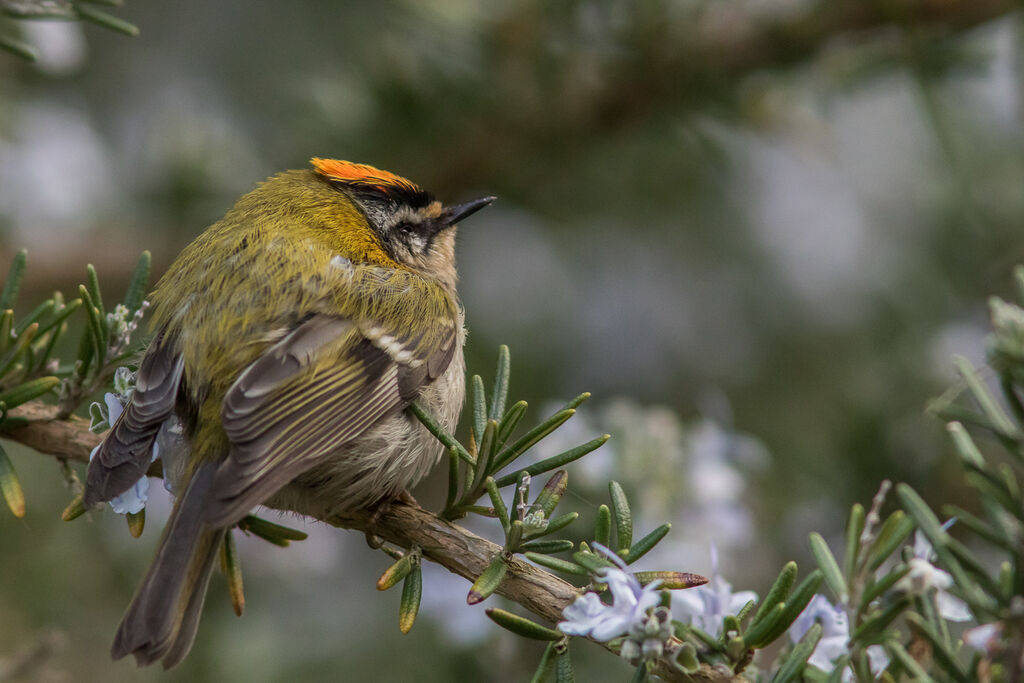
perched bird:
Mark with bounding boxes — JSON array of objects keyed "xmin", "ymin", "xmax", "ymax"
[{"xmin": 83, "ymin": 158, "xmax": 493, "ymax": 668}]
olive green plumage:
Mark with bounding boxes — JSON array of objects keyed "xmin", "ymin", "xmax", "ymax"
[{"xmin": 83, "ymin": 161, "xmax": 493, "ymax": 668}]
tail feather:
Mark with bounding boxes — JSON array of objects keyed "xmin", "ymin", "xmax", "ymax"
[{"xmin": 112, "ymin": 463, "xmax": 223, "ymax": 668}]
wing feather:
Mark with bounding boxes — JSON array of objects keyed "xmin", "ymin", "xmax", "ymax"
[{"xmin": 203, "ymin": 303, "xmax": 456, "ymax": 527}]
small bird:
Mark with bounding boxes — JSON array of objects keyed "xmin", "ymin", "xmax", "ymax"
[{"xmin": 83, "ymin": 158, "xmax": 493, "ymax": 668}]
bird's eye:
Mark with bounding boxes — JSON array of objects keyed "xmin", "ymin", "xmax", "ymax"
[{"xmin": 396, "ymin": 222, "xmax": 417, "ymax": 236}]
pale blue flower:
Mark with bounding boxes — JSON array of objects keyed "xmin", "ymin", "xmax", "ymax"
[
  {"xmin": 900, "ymin": 528, "xmax": 971, "ymax": 622},
  {"xmin": 672, "ymin": 546, "xmax": 757, "ymax": 636},
  {"xmin": 789, "ymin": 594, "xmax": 888, "ymax": 679},
  {"xmin": 88, "ymin": 391, "xmax": 158, "ymax": 515},
  {"xmin": 558, "ymin": 543, "xmax": 663, "ymax": 643}
]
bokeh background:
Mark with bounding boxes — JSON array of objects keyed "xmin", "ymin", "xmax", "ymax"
[{"xmin": 2, "ymin": 1, "xmax": 1023, "ymax": 681}]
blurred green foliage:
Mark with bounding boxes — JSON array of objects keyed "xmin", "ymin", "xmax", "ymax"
[{"xmin": 3, "ymin": 1, "xmax": 1024, "ymax": 680}]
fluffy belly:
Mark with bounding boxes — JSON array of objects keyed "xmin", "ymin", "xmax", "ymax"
[{"xmin": 264, "ymin": 344, "xmax": 465, "ymax": 517}]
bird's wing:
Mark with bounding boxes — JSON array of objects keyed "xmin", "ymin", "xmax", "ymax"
[
  {"xmin": 84, "ymin": 331, "xmax": 184, "ymax": 506},
  {"xmin": 204, "ymin": 288, "xmax": 459, "ymax": 527}
]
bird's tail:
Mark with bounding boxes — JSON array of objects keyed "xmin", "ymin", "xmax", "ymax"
[{"xmin": 111, "ymin": 462, "xmax": 225, "ymax": 669}]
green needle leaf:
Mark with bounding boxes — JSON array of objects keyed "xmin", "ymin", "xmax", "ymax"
[
  {"xmin": 485, "ymin": 477, "xmax": 510, "ymax": 533},
  {"xmin": 377, "ymin": 554, "xmax": 415, "ymax": 591},
  {"xmin": 754, "ymin": 562, "xmax": 797, "ymax": 624},
  {"xmin": 485, "ymin": 607, "xmax": 563, "ymax": 641},
  {"xmin": 123, "ymin": 250, "xmax": 151, "ymax": 314},
  {"xmin": 471, "ymin": 374, "xmax": 486, "ymax": 445},
  {"xmin": 608, "ymin": 480, "xmax": 632, "ymax": 555},
  {"xmin": 808, "ymin": 532, "xmax": 847, "ymax": 603},
  {"xmin": 556, "ymin": 645, "xmax": 575, "ymax": 683},
  {"xmin": 468, "ymin": 555, "xmax": 507, "ymax": 604},
  {"xmin": 0, "ymin": 250, "xmax": 26, "ymax": 310},
  {"xmin": 237, "ymin": 515, "xmax": 308, "ymax": 546},
  {"xmin": 771, "ymin": 622, "xmax": 822, "ymax": 683},
  {"xmin": 594, "ymin": 505, "xmax": 611, "ymax": 547},
  {"xmin": 624, "ymin": 523, "xmax": 670, "ymax": 564},
  {"xmin": 865, "ymin": 511, "xmax": 915, "ymax": 571},
  {"xmin": 742, "ymin": 601, "xmax": 786, "ymax": 649},
  {"xmin": 633, "ymin": 571, "xmax": 708, "ymax": 589},
  {"xmin": 494, "ymin": 434, "xmax": 609, "ymax": 487},
  {"xmin": 532, "ymin": 470, "xmax": 567, "ymax": 518},
  {"xmin": 524, "ymin": 552, "xmax": 588, "ymax": 576},
  {"xmin": 61, "ymin": 493, "xmax": 87, "ymax": 522},
  {"xmin": 126, "ymin": 509, "xmax": 145, "ymax": 538},
  {"xmin": 409, "ymin": 402, "xmax": 474, "ymax": 466},
  {"xmin": 488, "ymin": 345, "xmax": 510, "ymax": 422},
  {"xmin": 0, "ymin": 376, "xmax": 59, "ymax": 410},
  {"xmin": 498, "ymin": 400, "xmax": 528, "ymax": 444},
  {"xmin": 398, "ymin": 564, "xmax": 422, "ymax": 634},
  {"xmin": 0, "ymin": 444, "xmax": 25, "ymax": 518},
  {"xmin": 219, "ymin": 529, "xmax": 245, "ymax": 616},
  {"xmin": 73, "ymin": 3, "xmax": 140, "ymax": 36},
  {"xmin": 531, "ymin": 642, "xmax": 559, "ymax": 683},
  {"xmin": 844, "ymin": 503, "xmax": 865, "ymax": 581},
  {"xmin": 519, "ymin": 539, "xmax": 574, "ymax": 554}
]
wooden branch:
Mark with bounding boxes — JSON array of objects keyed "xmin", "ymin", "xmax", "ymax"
[{"xmin": 2, "ymin": 401, "xmax": 739, "ymax": 682}]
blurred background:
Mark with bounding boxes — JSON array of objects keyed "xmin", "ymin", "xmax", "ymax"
[{"xmin": 1, "ymin": 1, "xmax": 1022, "ymax": 681}]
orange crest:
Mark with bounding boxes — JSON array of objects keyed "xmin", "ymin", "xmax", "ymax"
[{"xmin": 311, "ymin": 158, "xmax": 422, "ymax": 196}]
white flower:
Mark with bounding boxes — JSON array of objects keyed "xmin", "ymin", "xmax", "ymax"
[
  {"xmin": 964, "ymin": 622, "xmax": 1002, "ymax": 654},
  {"xmin": 558, "ymin": 544, "xmax": 663, "ymax": 643},
  {"xmin": 673, "ymin": 546, "xmax": 757, "ymax": 636},
  {"xmin": 789, "ymin": 594, "xmax": 889, "ymax": 680},
  {"xmin": 88, "ymin": 390, "xmax": 159, "ymax": 515},
  {"xmin": 898, "ymin": 530, "xmax": 971, "ymax": 622}
]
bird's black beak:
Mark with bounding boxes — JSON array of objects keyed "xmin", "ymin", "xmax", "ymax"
[{"xmin": 443, "ymin": 196, "xmax": 496, "ymax": 226}]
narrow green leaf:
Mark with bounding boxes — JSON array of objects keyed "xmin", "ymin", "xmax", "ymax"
[
  {"xmin": 219, "ymin": 529, "xmax": 245, "ymax": 616},
  {"xmin": 0, "ymin": 376, "xmax": 60, "ymax": 410},
  {"xmin": 954, "ymin": 356, "xmax": 1017, "ymax": 437},
  {"xmin": 471, "ymin": 374, "xmax": 486, "ymax": 445},
  {"xmin": 493, "ymin": 408, "xmax": 577, "ymax": 473},
  {"xmin": 485, "ymin": 477, "xmax": 510, "ymax": 533},
  {"xmin": 675, "ymin": 642, "xmax": 700, "ymax": 673},
  {"xmin": 61, "ymin": 493, "xmax": 86, "ymax": 522},
  {"xmin": 859, "ymin": 565, "xmax": 910, "ymax": 611},
  {"xmin": 884, "ymin": 640, "xmax": 936, "ymax": 683},
  {"xmin": 531, "ymin": 642, "xmax": 559, "ymax": 683},
  {"xmin": 0, "ymin": 444, "xmax": 25, "ymax": 518},
  {"xmin": 123, "ymin": 250, "xmax": 151, "ymax": 313},
  {"xmin": 563, "ymin": 392, "xmax": 590, "ymax": 410},
  {"xmin": 0, "ymin": 310, "xmax": 12, "ymax": 356},
  {"xmin": 126, "ymin": 509, "xmax": 145, "ymax": 538},
  {"xmin": 772, "ymin": 622, "xmax": 822, "ymax": 683},
  {"xmin": 34, "ymin": 298, "xmax": 82, "ymax": 337},
  {"xmin": 624, "ymin": 523, "xmax": 671, "ymax": 564},
  {"xmin": 0, "ymin": 34, "xmax": 38, "ymax": 61},
  {"xmin": 531, "ymin": 470, "xmax": 568, "ymax": 520},
  {"xmin": 850, "ymin": 597, "xmax": 910, "ymax": 643},
  {"xmin": 742, "ymin": 601, "xmax": 786, "ymax": 649},
  {"xmin": 556, "ymin": 646, "xmax": 575, "ymax": 683},
  {"xmin": 486, "ymin": 607, "xmax": 563, "ymax": 641},
  {"xmin": 571, "ymin": 550, "xmax": 615, "ymax": 574},
  {"xmin": 608, "ymin": 481, "xmax": 632, "ymax": 555},
  {"xmin": 377, "ymin": 554, "xmax": 415, "ymax": 591},
  {"xmin": 489, "ymin": 345, "xmax": 510, "ymax": 422},
  {"xmin": 946, "ymin": 422, "xmax": 986, "ymax": 467},
  {"xmin": 398, "ymin": 564, "xmax": 422, "ymax": 633},
  {"xmin": 470, "ymin": 419, "xmax": 498, "ymax": 493},
  {"xmin": 866, "ymin": 511, "xmax": 915, "ymax": 570},
  {"xmin": 630, "ymin": 663, "xmax": 648, "ymax": 683},
  {"xmin": 498, "ymin": 400, "xmax": 528, "ymax": 444},
  {"xmin": 897, "ymin": 483, "xmax": 994, "ymax": 613},
  {"xmin": 238, "ymin": 514, "xmax": 308, "ymax": 546},
  {"xmin": 468, "ymin": 555, "xmax": 508, "ymax": 604},
  {"xmin": 754, "ymin": 562, "xmax": 797, "ymax": 624},
  {"xmin": 594, "ymin": 505, "xmax": 611, "ymax": 547},
  {"xmin": 844, "ymin": 503, "xmax": 865, "ymax": 581},
  {"xmin": 78, "ymin": 286, "xmax": 106, "ymax": 366},
  {"xmin": 85, "ymin": 264, "xmax": 107, "ymax": 332},
  {"xmin": 524, "ymin": 552, "xmax": 588, "ymax": 575},
  {"xmin": 445, "ymin": 449, "xmax": 459, "ymax": 512},
  {"xmin": 633, "ymin": 571, "xmax": 707, "ymax": 589},
  {"xmin": 15, "ymin": 299, "xmax": 54, "ymax": 336},
  {"xmin": 0, "ymin": 250, "xmax": 26, "ymax": 310},
  {"xmin": 506, "ymin": 519, "xmax": 524, "ymax": 551},
  {"xmin": 762, "ymin": 570, "xmax": 823, "ymax": 646},
  {"xmin": 809, "ymin": 532, "xmax": 847, "ymax": 603},
  {"xmin": 942, "ymin": 504, "xmax": 1008, "ymax": 549},
  {"xmin": 73, "ymin": 4, "xmax": 140, "ymax": 36},
  {"xmin": 903, "ymin": 613, "xmax": 969, "ymax": 683},
  {"xmin": 494, "ymin": 434, "xmax": 609, "ymax": 487},
  {"xmin": 409, "ymin": 401, "xmax": 474, "ymax": 466},
  {"xmin": 519, "ymin": 539, "xmax": 574, "ymax": 554}
]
